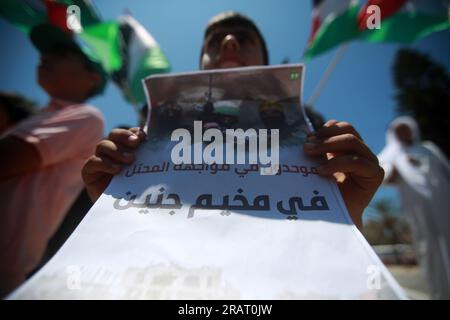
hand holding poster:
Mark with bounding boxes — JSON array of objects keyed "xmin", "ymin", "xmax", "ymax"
[{"xmin": 9, "ymin": 65, "xmax": 406, "ymax": 299}]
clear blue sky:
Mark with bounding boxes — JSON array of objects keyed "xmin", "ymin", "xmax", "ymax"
[{"xmin": 1, "ymin": 0, "xmax": 449, "ymax": 219}]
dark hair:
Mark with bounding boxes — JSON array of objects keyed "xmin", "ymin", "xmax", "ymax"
[
  {"xmin": 45, "ymin": 46, "xmax": 106, "ymax": 99},
  {"xmin": 200, "ymin": 11, "xmax": 269, "ymax": 67},
  {"xmin": 0, "ymin": 92, "xmax": 37, "ymax": 124}
]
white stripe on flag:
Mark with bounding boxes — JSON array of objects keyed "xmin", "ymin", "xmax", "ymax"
[{"xmin": 118, "ymin": 14, "xmax": 158, "ymax": 82}]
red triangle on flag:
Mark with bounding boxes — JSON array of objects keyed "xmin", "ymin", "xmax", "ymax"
[{"xmin": 357, "ymin": 0, "xmax": 407, "ymax": 31}]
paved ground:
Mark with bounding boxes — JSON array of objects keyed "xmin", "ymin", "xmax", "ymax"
[{"xmin": 387, "ymin": 265, "xmax": 430, "ymax": 300}]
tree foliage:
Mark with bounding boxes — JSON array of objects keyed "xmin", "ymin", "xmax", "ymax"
[{"xmin": 392, "ymin": 48, "xmax": 450, "ymax": 157}]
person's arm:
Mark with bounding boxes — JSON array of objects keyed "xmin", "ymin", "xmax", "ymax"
[
  {"xmin": 82, "ymin": 127, "xmax": 146, "ymax": 202},
  {"xmin": 303, "ymin": 120, "xmax": 385, "ymax": 230},
  {"xmin": 0, "ymin": 136, "xmax": 42, "ymax": 181}
]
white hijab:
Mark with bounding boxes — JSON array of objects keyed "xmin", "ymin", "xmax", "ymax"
[
  {"xmin": 378, "ymin": 116, "xmax": 434, "ymax": 198},
  {"xmin": 379, "ymin": 116, "xmax": 450, "ymax": 299}
]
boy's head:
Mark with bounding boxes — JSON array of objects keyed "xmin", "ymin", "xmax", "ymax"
[
  {"xmin": 30, "ymin": 24, "xmax": 107, "ymax": 103},
  {"xmin": 200, "ymin": 12, "xmax": 269, "ymax": 70}
]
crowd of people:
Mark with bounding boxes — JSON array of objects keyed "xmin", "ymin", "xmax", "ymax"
[{"xmin": 0, "ymin": 11, "xmax": 447, "ymax": 299}]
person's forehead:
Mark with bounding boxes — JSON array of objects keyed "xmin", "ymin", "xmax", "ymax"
[{"xmin": 206, "ymin": 25, "xmax": 260, "ymax": 38}]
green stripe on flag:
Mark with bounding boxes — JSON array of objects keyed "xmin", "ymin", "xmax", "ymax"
[
  {"xmin": 304, "ymin": 4, "xmax": 360, "ymax": 60},
  {"xmin": 79, "ymin": 21, "xmax": 122, "ymax": 73},
  {"xmin": 360, "ymin": 12, "xmax": 450, "ymax": 44},
  {"xmin": 128, "ymin": 46, "xmax": 171, "ymax": 104}
]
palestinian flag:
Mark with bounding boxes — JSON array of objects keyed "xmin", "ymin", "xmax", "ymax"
[
  {"xmin": 304, "ymin": 0, "xmax": 359, "ymax": 59},
  {"xmin": 358, "ymin": 0, "xmax": 450, "ymax": 44},
  {"xmin": 80, "ymin": 15, "xmax": 171, "ymax": 104},
  {"xmin": 1, "ymin": 2, "xmax": 171, "ymax": 105},
  {"xmin": 305, "ymin": 0, "xmax": 450, "ymax": 59},
  {"xmin": 0, "ymin": 0, "xmax": 122, "ymax": 75},
  {"xmin": 110, "ymin": 15, "xmax": 171, "ymax": 105},
  {"xmin": 0, "ymin": 0, "xmax": 100, "ymax": 33},
  {"xmin": 0, "ymin": 0, "xmax": 115, "ymax": 78}
]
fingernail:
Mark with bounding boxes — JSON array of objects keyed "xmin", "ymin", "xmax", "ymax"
[{"xmin": 128, "ymin": 134, "xmax": 138, "ymax": 141}]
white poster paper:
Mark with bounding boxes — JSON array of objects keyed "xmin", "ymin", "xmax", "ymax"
[{"xmin": 9, "ymin": 65, "xmax": 406, "ymax": 299}]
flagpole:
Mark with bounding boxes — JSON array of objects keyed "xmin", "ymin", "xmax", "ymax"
[
  {"xmin": 125, "ymin": 84, "xmax": 143, "ymax": 117},
  {"xmin": 306, "ymin": 43, "xmax": 349, "ymax": 108},
  {"xmin": 116, "ymin": 10, "xmax": 142, "ymax": 119}
]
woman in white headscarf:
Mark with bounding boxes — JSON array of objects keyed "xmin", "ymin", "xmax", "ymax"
[{"xmin": 378, "ymin": 116, "xmax": 450, "ymax": 299}]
